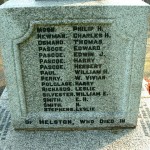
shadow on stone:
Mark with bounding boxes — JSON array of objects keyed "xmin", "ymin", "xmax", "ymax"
[{"xmin": 0, "ymin": 86, "xmax": 5, "ymax": 96}]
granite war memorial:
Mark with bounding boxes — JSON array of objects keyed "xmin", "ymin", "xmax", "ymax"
[{"xmin": 0, "ymin": 0, "xmax": 149, "ymax": 130}]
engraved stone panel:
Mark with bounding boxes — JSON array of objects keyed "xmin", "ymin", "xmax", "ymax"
[
  {"xmin": 20, "ymin": 22, "xmax": 114, "ymax": 113},
  {"xmin": 12, "ymin": 20, "xmax": 134, "ymax": 129}
]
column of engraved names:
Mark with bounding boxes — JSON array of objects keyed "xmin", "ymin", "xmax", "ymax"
[
  {"xmin": 73, "ymin": 25, "xmax": 110, "ymax": 111},
  {"xmin": 37, "ymin": 26, "xmax": 73, "ymax": 112}
]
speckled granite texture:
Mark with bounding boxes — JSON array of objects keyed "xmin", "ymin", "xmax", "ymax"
[{"xmin": 0, "ymin": 0, "xmax": 149, "ymax": 130}]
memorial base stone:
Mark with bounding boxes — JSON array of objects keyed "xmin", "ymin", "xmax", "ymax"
[{"xmin": 0, "ymin": 89, "xmax": 150, "ymax": 150}]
